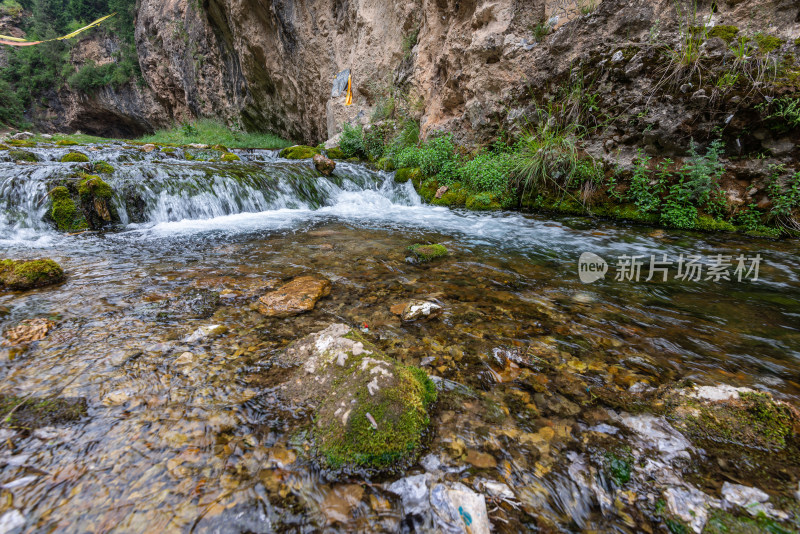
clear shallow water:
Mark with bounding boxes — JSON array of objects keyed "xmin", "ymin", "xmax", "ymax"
[{"xmin": 0, "ymin": 149, "xmax": 799, "ymax": 532}]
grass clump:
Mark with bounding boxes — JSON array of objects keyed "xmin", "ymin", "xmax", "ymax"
[
  {"xmin": 139, "ymin": 119, "xmax": 291, "ymax": 149},
  {"xmin": 61, "ymin": 151, "xmax": 89, "ymax": 163}
]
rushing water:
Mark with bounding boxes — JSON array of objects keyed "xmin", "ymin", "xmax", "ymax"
[{"xmin": 0, "ymin": 146, "xmax": 799, "ymax": 532}]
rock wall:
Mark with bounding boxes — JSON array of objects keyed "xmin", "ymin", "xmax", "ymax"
[
  {"xmin": 9, "ymin": 0, "xmax": 800, "ymax": 151},
  {"xmin": 130, "ymin": 0, "xmax": 800, "ymax": 149}
]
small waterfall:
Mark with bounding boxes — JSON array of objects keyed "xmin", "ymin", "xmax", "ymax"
[{"xmin": 0, "ymin": 146, "xmax": 419, "ymax": 239}]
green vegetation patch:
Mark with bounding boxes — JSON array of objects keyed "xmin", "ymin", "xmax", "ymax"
[
  {"xmin": 61, "ymin": 151, "xmax": 89, "ymax": 163},
  {"xmin": 92, "ymin": 161, "xmax": 115, "ymax": 174},
  {"xmin": 753, "ymin": 33, "xmax": 784, "ymax": 53},
  {"xmin": 78, "ymin": 174, "xmax": 113, "ymax": 201},
  {"xmin": 408, "ymin": 243, "xmax": 448, "ymax": 263},
  {"xmin": 279, "ymin": 145, "xmax": 321, "ymax": 160},
  {"xmin": 0, "ymin": 259, "xmax": 65, "ymax": 290},
  {"xmin": 49, "ymin": 186, "xmax": 85, "ymax": 231},
  {"xmin": 326, "ymin": 147, "xmax": 345, "ymax": 160},
  {"xmin": 0, "ymin": 395, "xmax": 87, "ymax": 430},
  {"xmin": 674, "ymin": 392, "xmax": 796, "ymax": 451},
  {"xmin": 56, "ymin": 139, "xmax": 78, "ymax": 146},
  {"xmin": 7, "ymin": 149, "xmax": 37, "ymax": 162},
  {"xmin": 317, "ymin": 361, "xmax": 436, "ymax": 470},
  {"xmin": 466, "ymin": 192, "xmax": 503, "ymax": 210},
  {"xmin": 139, "ymin": 120, "xmax": 291, "ymax": 149},
  {"xmin": 394, "ymin": 167, "xmax": 421, "ymax": 185},
  {"xmin": 220, "ymin": 152, "xmax": 241, "ymax": 162},
  {"xmin": 707, "ymin": 25, "xmax": 739, "ymax": 43}
]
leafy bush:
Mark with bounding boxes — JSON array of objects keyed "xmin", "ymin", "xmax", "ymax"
[
  {"xmin": 339, "ymin": 123, "xmax": 366, "ymax": 159},
  {"xmin": 0, "ymin": 0, "xmax": 23, "ymax": 16},
  {"xmin": 458, "ymin": 150, "xmax": 515, "ymax": 195},
  {"xmin": 682, "ymin": 139, "xmax": 725, "ymax": 206},
  {"xmin": 627, "ymin": 151, "xmax": 661, "ymax": 212}
]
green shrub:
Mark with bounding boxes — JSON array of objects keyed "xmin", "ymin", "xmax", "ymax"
[
  {"xmin": 458, "ymin": 149, "xmax": 515, "ymax": 195},
  {"xmin": 0, "ymin": 0, "xmax": 23, "ymax": 16},
  {"xmin": 627, "ymin": 151, "xmax": 663, "ymax": 213},
  {"xmin": 339, "ymin": 123, "xmax": 366, "ymax": 159},
  {"xmin": 466, "ymin": 192, "xmax": 502, "ymax": 210}
]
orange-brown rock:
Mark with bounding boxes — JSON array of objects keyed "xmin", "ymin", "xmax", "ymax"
[{"xmin": 257, "ymin": 276, "xmax": 331, "ymax": 318}]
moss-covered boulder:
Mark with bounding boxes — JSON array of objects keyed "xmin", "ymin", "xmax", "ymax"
[
  {"xmin": 211, "ymin": 144, "xmax": 228, "ymax": 152},
  {"xmin": 220, "ymin": 152, "xmax": 241, "ymax": 162},
  {"xmin": 0, "ymin": 259, "xmax": 65, "ymax": 291},
  {"xmin": 326, "ymin": 147, "xmax": 345, "ymax": 160},
  {"xmin": 49, "ymin": 187, "xmax": 85, "ymax": 231},
  {"xmin": 408, "ymin": 243, "xmax": 448, "ymax": 264},
  {"xmin": 61, "ymin": 152, "xmax": 89, "ymax": 163},
  {"xmin": 92, "ymin": 161, "xmax": 115, "ymax": 174},
  {"xmin": 8, "ymin": 150, "xmax": 38, "ymax": 163},
  {"xmin": 280, "ymin": 145, "xmax": 321, "ymax": 160},
  {"xmin": 273, "ymin": 324, "xmax": 436, "ymax": 473},
  {"xmin": 78, "ymin": 174, "xmax": 117, "ymax": 229}
]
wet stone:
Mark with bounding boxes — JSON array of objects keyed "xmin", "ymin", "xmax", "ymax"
[
  {"xmin": 257, "ymin": 276, "xmax": 331, "ymax": 318},
  {"xmin": 3, "ymin": 318, "xmax": 55, "ymax": 346}
]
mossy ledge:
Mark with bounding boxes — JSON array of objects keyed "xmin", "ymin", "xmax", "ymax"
[
  {"xmin": 279, "ymin": 145, "xmax": 321, "ymax": 160},
  {"xmin": 92, "ymin": 161, "xmax": 115, "ymax": 174},
  {"xmin": 0, "ymin": 259, "xmax": 65, "ymax": 291}
]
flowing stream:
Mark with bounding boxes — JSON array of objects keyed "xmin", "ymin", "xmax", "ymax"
[{"xmin": 0, "ymin": 145, "xmax": 799, "ymax": 532}]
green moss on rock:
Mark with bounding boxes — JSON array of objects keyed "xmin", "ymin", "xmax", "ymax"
[
  {"xmin": 49, "ymin": 187, "xmax": 85, "ymax": 231},
  {"xmin": 695, "ymin": 215, "xmax": 736, "ymax": 232},
  {"xmin": 56, "ymin": 139, "xmax": 78, "ymax": 146},
  {"xmin": 275, "ymin": 324, "xmax": 436, "ymax": 473},
  {"xmin": 753, "ymin": 33, "xmax": 783, "ymax": 53},
  {"xmin": 78, "ymin": 174, "xmax": 113, "ymax": 200},
  {"xmin": 674, "ymin": 391, "xmax": 795, "ymax": 451},
  {"xmin": 707, "ymin": 25, "xmax": 739, "ymax": 43},
  {"xmin": 377, "ymin": 157, "xmax": 395, "ymax": 171},
  {"xmin": 395, "ymin": 167, "xmax": 422, "ymax": 185},
  {"xmin": 211, "ymin": 144, "xmax": 228, "ymax": 152},
  {"xmin": 92, "ymin": 161, "xmax": 115, "ymax": 174},
  {"xmin": 7, "ymin": 139, "xmax": 35, "ymax": 147},
  {"xmin": 0, "ymin": 395, "xmax": 87, "ymax": 429},
  {"xmin": 220, "ymin": 152, "xmax": 241, "ymax": 162},
  {"xmin": 408, "ymin": 243, "xmax": 448, "ymax": 263},
  {"xmin": 0, "ymin": 259, "xmax": 65, "ymax": 290},
  {"xmin": 466, "ymin": 192, "xmax": 502, "ymax": 210},
  {"xmin": 61, "ymin": 152, "xmax": 89, "ymax": 163},
  {"xmin": 432, "ymin": 182, "xmax": 468, "ymax": 207},
  {"xmin": 279, "ymin": 145, "xmax": 321, "ymax": 160},
  {"xmin": 326, "ymin": 147, "xmax": 345, "ymax": 160},
  {"xmin": 8, "ymin": 150, "xmax": 38, "ymax": 162}
]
